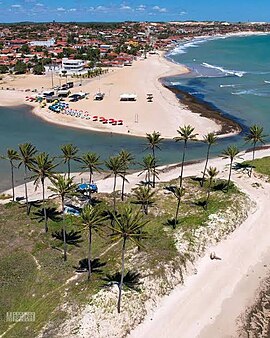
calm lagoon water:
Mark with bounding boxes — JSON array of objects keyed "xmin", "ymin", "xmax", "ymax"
[{"xmin": 1, "ymin": 34, "xmax": 270, "ymax": 191}]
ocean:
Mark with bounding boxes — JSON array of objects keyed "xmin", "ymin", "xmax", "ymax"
[
  {"xmin": 167, "ymin": 33, "xmax": 270, "ymax": 138},
  {"xmin": 0, "ymin": 34, "xmax": 269, "ymax": 191}
]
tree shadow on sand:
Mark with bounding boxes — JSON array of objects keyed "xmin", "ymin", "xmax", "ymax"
[
  {"xmin": 74, "ymin": 258, "xmax": 107, "ymax": 274},
  {"xmin": 102, "ymin": 270, "xmax": 142, "ymax": 291}
]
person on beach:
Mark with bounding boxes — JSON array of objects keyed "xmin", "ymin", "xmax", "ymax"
[{"xmin": 210, "ymin": 252, "xmax": 221, "ymax": 260}]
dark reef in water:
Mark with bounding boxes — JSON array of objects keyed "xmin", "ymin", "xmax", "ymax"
[{"xmin": 163, "ymin": 84, "xmax": 243, "ymax": 136}]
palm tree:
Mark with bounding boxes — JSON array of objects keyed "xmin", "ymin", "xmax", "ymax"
[
  {"xmin": 138, "ymin": 154, "xmax": 158, "ymax": 187},
  {"xmin": 205, "ymin": 166, "xmax": 219, "ymax": 208},
  {"xmin": 221, "ymin": 145, "xmax": 240, "ymax": 191},
  {"xmin": 145, "ymin": 131, "xmax": 163, "ymax": 188},
  {"xmin": 244, "ymin": 125, "xmax": 267, "ymax": 176},
  {"xmin": 201, "ymin": 133, "xmax": 217, "ymax": 186},
  {"xmin": 60, "ymin": 144, "xmax": 80, "ymax": 179},
  {"xmin": 110, "ymin": 206, "xmax": 149, "ymax": 313},
  {"xmin": 174, "ymin": 125, "xmax": 198, "ymax": 188},
  {"xmin": 80, "ymin": 205, "xmax": 106, "ymax": 280},
  {"xmin": 29, "ymin": 152, "xmax": 58, "ymax": 232},
  {"xmin": 105, "ymin": 155, "xmax": 125, "ymax": 213},
  {"xmin": 80, "ymin": 152, "xmax": 102, "ymax": 184},
  {"xmin": 49, "ymin": 175, "xmax": 77, "ymax": 261},
  {"xmin": 118, "ymin": 150, "xmax": 134, "ymax": 201},
  {"xmin": 18, "ymin": 143, "xmax": 37, "ymax": 214},
  {"xmin": 167, "ymin": 186, "xmax": 185, "ymax": 229},
  {"xmin": 1, "ymin": 149, "xmax": 20, "ymax": 201},
  {"xmin": 132, "ymin": 186, "xmax": 155, "ymax": 215}
]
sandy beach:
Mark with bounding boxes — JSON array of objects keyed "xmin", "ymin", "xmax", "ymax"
[
  {"xmin": 1, "ymin": 146, "xmax": 270, "ymax": 337},
  {"xmin": 0, "ymin": 53, "xmax": 224, "ymax": 139}
]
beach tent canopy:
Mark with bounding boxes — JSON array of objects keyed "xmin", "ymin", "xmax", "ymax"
[{"xmin": 120, "ymin": 93, "xmax": 137, "ymax": 101}]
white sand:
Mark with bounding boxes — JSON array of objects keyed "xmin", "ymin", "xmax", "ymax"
[{"xmin": 0, "ymin": 54, "xmax": 222, "ymax": 139}]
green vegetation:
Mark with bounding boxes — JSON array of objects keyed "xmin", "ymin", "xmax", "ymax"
[
  {"xmin": 0, "ymin": 124, "xmax": 266, "ymax": 336},
  {"xmin": 0, "ymin": 172, "xmax": 245, "ymax": 336},
  {"xmin": 243, "ymin": 156, "xmax": 270, "ymax": 178}
]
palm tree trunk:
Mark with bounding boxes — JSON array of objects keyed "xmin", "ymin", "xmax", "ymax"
[
  {"xmin": 250, "ymin": 142, "xmax": 256, "ymax": 177},
  {"xmin": 201, "ymin": 145, "xmax": 210, "ymax": 187},
  {"xmin": 10, "ymin": 161, "xmax": 15, "ymax": 202},
  {"xmin": 227, "ymin": 160, "xmax": 233, "ymax": 192},
  {"xmin": 152, "ymin": 148, "xmax": 156, "ymax": 188},
  {"xmin": 113, "ymin": 173, "xmax": 117, "ymax": 213},
  {"xmin": 87, "ymin": 226, "xmax": 92, "ymax": 280},
  {"xmin": 61, "ymin": 197, "xmax": 67, "ymax": 261},
  {"xmin": 67, "ymin": 160, "xmax": 71, "ymax": 179},
  {"xmin": 174, "ymin": 197, "xmax": 181, "ymax": 229},
  {"xmin": 117, "ymin": 237, "xmax": 126, "ymax": 313},
  {"xmin": 206, "ymin": 178, "xmax": 212, "ymax": 209},
  {"xmin": 24, "ymin": 165, "xmax": 29, "ymax": 214},
  {"xmin": 89, "ymin": 169, "xmax": 92, "ymax": 183},
  {"xmin": 42, "ymin": 178, "xmax": 48, "ymax": 233},
  {"xmin": 179, "ymin": 141, "xmax": 187, "ymax": 188},
  {"xmin": 121, "ymin": 174, "xmax": 125, "ymax": 201}
]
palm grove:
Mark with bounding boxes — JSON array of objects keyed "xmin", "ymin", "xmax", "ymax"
[{"xmin": 0, "ymin": 123, "xmax": 266, "ymax": 313}]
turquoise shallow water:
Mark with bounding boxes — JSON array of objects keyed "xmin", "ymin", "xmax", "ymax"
[
  {"xmin": 167, "ymin": 34, "xmax": 270, "ymax": 137},
  {"xmin": 1, "ymin": 34, "xmax": 270, "ymax": 191}
]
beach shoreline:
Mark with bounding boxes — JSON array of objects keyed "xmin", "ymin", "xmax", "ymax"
[{"xmin": 0, "ymin": 48, "xmax": 241, "ymax": 140}]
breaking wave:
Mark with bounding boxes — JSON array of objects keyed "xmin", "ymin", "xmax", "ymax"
[{"xmin": 202, "ymin": 63, "xmax": 246, "ymax": 77}]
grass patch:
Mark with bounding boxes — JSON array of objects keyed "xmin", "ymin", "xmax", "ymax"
[
  {"xmin": 0, "ymin": 176, "xmax": 245, "ymax": 337},
  {"xmin": 243, "ymin": 156, "xmax": 270, "ymax": 178}
]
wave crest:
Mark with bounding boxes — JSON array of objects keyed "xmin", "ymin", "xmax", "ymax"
[{"xmin": 202, "ymin": 62, "xmax": 246, "ymax": 77}]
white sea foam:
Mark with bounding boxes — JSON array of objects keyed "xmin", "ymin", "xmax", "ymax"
[
  {"xmin": 232, "ymin": 89, "xmax": 269, "ymax": 97},
  {"xmin": 202, "ymin": 62, "xmax": 246, "ymax": 77},
  {"xmin": 168, "ymin": 38, "xmax": 209, "ymax": 56},
  {"xmin": 264, "ymin": 80, "xmax": 270, "ymax": 83},
  {"xmin": 220, "ymin": 84, "xmax": 237, "ymax": 88}
]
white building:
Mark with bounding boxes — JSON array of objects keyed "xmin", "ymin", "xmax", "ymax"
[
  {"xmin": 30, "ymin": 38, "xmax": 55, "ymax": 48},
  {"xmin": 60, "ymin": 58, "xmax": 87, "ymax": 75}
]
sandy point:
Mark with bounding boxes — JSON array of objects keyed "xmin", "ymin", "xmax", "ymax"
[{"xmin": 0, "ymin": 54, "xmax": 222, "ymax": 139}]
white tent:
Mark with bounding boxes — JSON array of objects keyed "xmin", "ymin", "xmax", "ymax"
[{"xmin": 120, "ymin": 93, "xmax": 137, "ymax": 101}]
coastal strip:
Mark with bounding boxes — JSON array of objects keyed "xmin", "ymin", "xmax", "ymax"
[{"xmin": 165, "ymin": 84, "xmax": 243, "ymax": 136}]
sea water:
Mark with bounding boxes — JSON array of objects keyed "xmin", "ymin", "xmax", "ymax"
[
  {"xmin": 1, "ymin": 34, "xmax": 269, "ymax": 191},
  {"xmin": 167, "ymin": 34, "xmax": 270, "ymax": 137}
]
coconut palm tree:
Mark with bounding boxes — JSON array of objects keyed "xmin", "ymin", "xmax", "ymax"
[
  {"xmin": 80, "ymin": 152, "xmax": 102, "ymax": 184},
  {"xmin": 118, "ymin": 150, "xmax": 134, "ymax": 201},
  {"xmin": 201, "ymin": 133, "xmax": 217, "ymax": 186},
  {"xmin": 221, "ymin": 145, "xmax": 240, "ymax": 192},
  {"xmin": 18, "ymin": 143, "xmax": 37, "ymax": 214},
  {"xmin": 110, "ymin": 206, "xmax": 149, "ymax": 313},
  {"xmin": 138, "ymin": 154, "xmax": 158, "ymax": 187},
  {"xmin": 244, "ymin": 125, "xmax": 267, "ymax": 176},
  {"xmin": 174, "ymin": 125, "xmax": 198, "ymax": 188},
  {"xmin": 60, "ymin": 144, "xmax": 80, "ymax": 179},
  {"xmin": 105, "ymin": 155, "xmax": 125, "ymax": 213},
  {"xmin": 29, "ymin": 152, "xmax": 58, "ymax": 232},
  {"xmin": 205, "ymin": 166, "xmax": 219, "ymax": 209},
  {"xmin": 1, "ymin": 149, "xmax": 20, "ymax": 201},
  {"xmin": 168, "ymin": 186, "xmax": 185, "ymax": 229},
  {"xmin": 145, "ymin": 131, "xmax": 163, "ymax": 188},
  {"xmin": 80, "ymin": 205, "xmax": 107, "ymax": 280},
  {"xmin": 49, "ymin": 175, "xmax": 77, "ymax": 261},
  {"xmin": 132, "ymin": 186, "xmax": 155, "ymax": 215}
]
